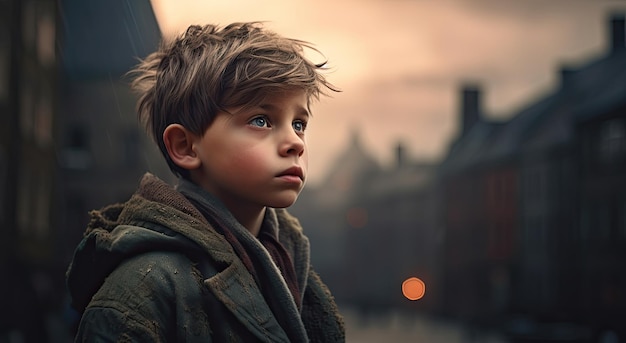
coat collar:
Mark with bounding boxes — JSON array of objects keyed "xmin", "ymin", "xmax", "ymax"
[
  {"xmin": 203, "ymin": 258, "xmax": 292, "ymax": 342},
  {"xmin": 175, "ymin": 177, "xmax": 309, "ymax": 342}
]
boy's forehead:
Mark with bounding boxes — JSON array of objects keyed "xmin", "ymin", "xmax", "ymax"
[
  {"xmin": 227, "ymin": 103, "xmax": 311, "ymax": 118},
  {"xmin": 229, "ymin": 89, "xmax": 311, "ymax": 115}
]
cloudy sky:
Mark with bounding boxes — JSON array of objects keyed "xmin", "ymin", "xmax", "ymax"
[{"xmin": 151, "ymin": 0, "xmax": 626, "ymax": 185}]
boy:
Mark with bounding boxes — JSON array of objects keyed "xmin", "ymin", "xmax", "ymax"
[{"xmin": 66, "ymin": 22, "xmax": 345, "ymax": 342}]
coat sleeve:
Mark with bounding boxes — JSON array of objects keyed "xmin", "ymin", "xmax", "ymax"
[
  {"xmin": 74, "ymin": 251, "xmax": 213, "ymax": 342},
  {"xmin": 76, "ymin": 305, "xmax": 164, "ymax": 342},
  {"xmin": 301, "ymin": 269, "xmax": 346, "ymax": 343}
]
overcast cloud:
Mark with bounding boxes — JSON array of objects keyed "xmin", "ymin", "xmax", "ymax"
[{"xmin": 151, "ymin": 0, "xmax": 626, "ymax": 184}]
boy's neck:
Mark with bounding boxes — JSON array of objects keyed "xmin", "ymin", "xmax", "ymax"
[
  {"xmin": 227, "ymin": 205, "xmax": 266, "ymax": 237},
  {"xmin": 187, "ymin": 176, "xmax": 266, "ymax": 236}
]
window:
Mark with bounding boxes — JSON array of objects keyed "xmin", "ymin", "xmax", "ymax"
[
  {"xmin": 617, "ymin": 197, "xmax": 626, "ymax": 239},
  {"xmin": 36, "ymin": 13, "xmax": 55, "ymax": 66},
  {"xmin": 525, "ymin": 166, "xmax": 546, "ymax": 204},
  {"xmin": 34, "ymin": 92, "xmax": 52, "ymax": 147},
  {"xmin": 20, "ymin": 84, "xmax": 34, "ymax": 138},
  {"xmin": 0, "ymin": 34, "xmax": 8, "ymax": 102},
  {"xmin": 21, "ymin": 0, "xmax": 37, "ymax": 52},
  {"xmin": 0, "ymin": 149, "xmax": 6, "ymax": 221},
  {"xmin": 60, "ymin": 125, "xmax": 92, "ymax": 170},
  {"xmin": 599, "ymin": 119, "xmax": 626, "ymax": 163},
  {"xmin": 33, "ymin": 169, "xmax": 51, "ymax": 238},
  {"xmin": 580, "ymin": 205, "xmax": 589, "ymax": 242}
]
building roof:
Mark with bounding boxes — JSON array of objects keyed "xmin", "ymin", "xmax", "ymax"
[
  {"xmin": 439, "ymin": 120, "xmax": 505, "ymax": 175},
  {"xmin": 571, "ymin": 49, "xmax": 626, "ymax": 123},
  {"xmin": 60, "ymin": 0, "xmax": 161, "ymax": 79},
  {"xmin": 441, "ymin": 13, "xmax": 626, "ymax": 172},
  {"xmin": 522, "ymin": 47, "xmax": 626, "ymax": 153}
]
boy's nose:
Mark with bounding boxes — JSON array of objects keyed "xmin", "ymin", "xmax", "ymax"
[{"xmin": 279, "ymin": 129, "xmax": 305, "ymax": 157}]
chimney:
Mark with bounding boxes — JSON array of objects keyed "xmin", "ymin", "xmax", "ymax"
[
  {"xmin": 395, "ymin": 141, "xmax": 406, "ymax": 169},
  {"xmin": 460, "ymin": 84, "xmax": 482, "ymax": 137},
  {"xmin": 609, "ymin": 13, "xmax": 625, "ymax": 54},
  {"xmin": 559, "ymin": 66, "xmax": 576, "ymax": 89}
]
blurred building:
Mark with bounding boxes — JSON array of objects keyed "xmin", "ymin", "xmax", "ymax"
[
  {"xmin": 56, "ymin": 0, "xmax": 170, "ymax": 265},
  {"xmin": 438, "ymin": 84, "xmax": 512, "ymax": 324},
  {"xmin": 341, "ymin": 143, "xmax": 441, "ymax": 313},
  {"xmin": 1, "ymin": 0, "xmax": 59, "ymax": 341},
  {"xmin": 439, "ymin": 12, "xmax": 626, "ymax": 341},
  {"xmin": 2, "ymin": 0, "xmax": 169, "ymax": 341},
  {"xmin": 293, "ymin": 131, "xmax": 381, "ymax": 279},
  {"xmin": 291, "ymin": 131, "xmax": 442, "ymax": 313},
  {"xmin": 295, "ymin": 10, "xmax": 626, "ymax": 342}
]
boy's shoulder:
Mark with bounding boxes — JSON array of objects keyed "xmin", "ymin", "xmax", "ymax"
[
  {"xmin": 275, "ymin": 208, "xmax": 304, "ymax": 234},
  {"xmin": 274, "ymin": 208, "xmax": 307, "ymax": 247},
  {"xmin": 76, "ymin": 250, "xmax": 217, "ymax": 341},
  {"xmin": 95, "ymin": 250, "xmax": 201, "ymax": 300}
]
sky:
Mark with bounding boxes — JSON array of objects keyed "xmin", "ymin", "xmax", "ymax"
[{"xmin": 150, "ymin": 0, "xmax": 626, "ymax": 185}]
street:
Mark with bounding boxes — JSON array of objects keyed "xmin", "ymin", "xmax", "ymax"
[{"xmin": 342, "ymin": 307, "xmax": 507, "ymax": 343}]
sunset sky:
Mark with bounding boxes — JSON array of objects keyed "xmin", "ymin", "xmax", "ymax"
[{"xmin": 150, "ymin": 0, "xmax": 626, "ymax": 185}]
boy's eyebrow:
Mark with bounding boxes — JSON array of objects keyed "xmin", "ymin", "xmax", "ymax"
[{"xmin": 259, "ymin": 103, "xmax": 310, "ymax": 117}]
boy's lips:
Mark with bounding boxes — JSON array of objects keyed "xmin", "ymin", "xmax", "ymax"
[{"xmin": 277, "ymin": 166, "xmax": 304, "ymax": 181}]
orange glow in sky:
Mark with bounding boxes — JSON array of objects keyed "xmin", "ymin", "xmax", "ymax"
[{"xmin": 150, "ymin": 0, "xmax": 626, "ymax": 185}]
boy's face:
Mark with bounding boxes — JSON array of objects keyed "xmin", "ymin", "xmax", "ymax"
[{"xmin": 191, "ymin": 88, "xmax": 309, "ymax": 211}]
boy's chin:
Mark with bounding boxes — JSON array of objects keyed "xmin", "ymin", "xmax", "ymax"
[{"xmin": 267, "ymin": 194, "xmax": 300, "ymax": 208}]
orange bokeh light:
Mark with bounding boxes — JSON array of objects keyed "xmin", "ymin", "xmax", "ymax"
[
  {"xmin": 346, "ymin": 207, "xmax": 368, "ymax": 228},
  {"xmin": 402, "ymin": 277, "xmax": 425, "ymax": 301}
]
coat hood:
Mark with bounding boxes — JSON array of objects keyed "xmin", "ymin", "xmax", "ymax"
[{"xmin": 66, "ymin": 173, "xmax": 236, "ymax": 313}]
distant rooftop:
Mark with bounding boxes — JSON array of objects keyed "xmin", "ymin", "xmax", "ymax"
[{"xmin": 60, "ymin": 0, "xmax": 161, "ymax": 78}]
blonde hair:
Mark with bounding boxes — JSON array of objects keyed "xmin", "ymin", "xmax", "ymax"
[{"xmin": 130, "ymin": 22, "xmax": 338, "ymax": 178}]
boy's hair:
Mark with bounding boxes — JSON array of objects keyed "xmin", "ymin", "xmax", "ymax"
[{"xmin": 130, "ymin": 22, "xmax": 338, "ymax": 178}]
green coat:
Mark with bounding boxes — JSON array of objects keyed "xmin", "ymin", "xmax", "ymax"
[{"xmin": 66, "ymin": 174, "xmax": 344, "ymax": 342}]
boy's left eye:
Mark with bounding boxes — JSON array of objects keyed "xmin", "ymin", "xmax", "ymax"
[{"xmin": 293, "ymin": 120, "xmax": 307, "ymax": 133}]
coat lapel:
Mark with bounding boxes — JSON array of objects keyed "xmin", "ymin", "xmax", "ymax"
[{"xmin": 203, "ymin": 258, "xmax": 291, "ymax": 343}]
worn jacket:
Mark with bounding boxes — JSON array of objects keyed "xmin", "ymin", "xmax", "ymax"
[{"xmin": 66, "ymin": 173, "xmax": 344, "ymax": 342}]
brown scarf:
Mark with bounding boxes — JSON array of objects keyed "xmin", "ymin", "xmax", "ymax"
[
  {"xmin": 185, "ymin": 195, "xmax": 302, "ymax": 310},
  {"xmin": 177, "ymin": 182, "xmax": 304, "ymax": 317}
]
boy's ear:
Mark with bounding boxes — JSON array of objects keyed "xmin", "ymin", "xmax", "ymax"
[{"xmin": 163, "ymin": 124, "xmax": 202, "ymax": 170}]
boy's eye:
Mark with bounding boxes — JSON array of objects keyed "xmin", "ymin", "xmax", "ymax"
[
  {"xmin": 293, "ymin": 120, "xmax": 307, "ymax": 133},
  {"xmin": 250, "ymin": 117, "xmax": 269, "ymax": 128}
]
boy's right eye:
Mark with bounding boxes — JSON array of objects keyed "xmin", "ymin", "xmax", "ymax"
[{"xmin": 249, "ymin": 116, "xmax": 270, "ymax": 128}]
